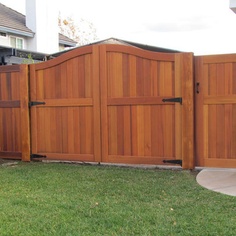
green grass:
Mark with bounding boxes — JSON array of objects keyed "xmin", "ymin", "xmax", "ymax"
[{"xmin": 0, "ymin": 162, "xmax": 235, "ymax": 236}]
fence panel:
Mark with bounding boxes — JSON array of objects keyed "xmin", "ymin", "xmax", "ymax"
[
  {"xmin": 195, "ymin": 54, "xmax": 236, "ymax": 168},
  {"xmin": 0, "ymin": 65, "xmax": 30, "ymax": 160}
]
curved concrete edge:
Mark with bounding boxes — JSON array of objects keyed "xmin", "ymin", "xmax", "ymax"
[{"xmin": 196, "ymin": 168, "xmax": 236, "ymax": 197}]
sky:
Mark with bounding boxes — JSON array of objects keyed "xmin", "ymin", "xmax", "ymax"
[{"xmin": 1, "ymin": 0, "xmax": 236, "ymax": 55}]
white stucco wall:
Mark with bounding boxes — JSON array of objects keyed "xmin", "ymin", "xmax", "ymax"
[
  {"xmin": 0, "ymin": 34, "xmax": 9, "ymax": 47},
  {"xmin": 26, "ymin": 0, "xmax": 59, "ymax": 54}
]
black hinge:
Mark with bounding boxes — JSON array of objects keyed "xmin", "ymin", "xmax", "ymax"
[
  {"xmin": 163, "ymin": 159, "xmax": 182, "ymax": 166},
  {"xmin": 162, "ymin": 97, "xmax": 182, "ymax": 104},
  {"xmin": 30, "ymin": 154, "xmax": 47, "ymax": 159},
  {"xmin": 29, "ymin": 101, "xmax": 46, "ymax": 107}
]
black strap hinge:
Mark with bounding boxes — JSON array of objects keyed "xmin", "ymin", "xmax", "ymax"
[
  {"xmin": 29, "ymin": 101, "xmax": 46, "ymax": 107},
  {"xmin": 30, "ymin": 154, "xmax": 47, "ymax": 159},
  {"xmin": 162, "ymin": 97, "xmax": 182, "ymax": 104},
  {"xmin": 163, "ymin": 159, "xmax": 182, "ymax": 166}
]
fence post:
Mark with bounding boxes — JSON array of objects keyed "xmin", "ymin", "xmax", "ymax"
[
  {"xmin": 20, "ymin": 65, "xmax": 30, "ymax": 161},
  {"xmin": 179, "ymin": 53, "xmax": 194, "ymax": 169}
]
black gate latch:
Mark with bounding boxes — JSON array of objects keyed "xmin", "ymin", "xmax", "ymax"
[{"xmin": 162, "ymin": 97, "xmax": 182, "ymax": 104}]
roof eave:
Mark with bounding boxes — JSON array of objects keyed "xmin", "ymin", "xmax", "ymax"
[
  {"xmin": 59, "ymin": 40, "xmax": 77, "ymax": 47},
  {"xmin": 0, "ymin": 26, "xmax": 34, "ymax": 37}
]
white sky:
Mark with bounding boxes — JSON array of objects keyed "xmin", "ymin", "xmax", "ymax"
[{"xmin": 1, "ymin": 0, "xmax": 236, "ymax": 55}]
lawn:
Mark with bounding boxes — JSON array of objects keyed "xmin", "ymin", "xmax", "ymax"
[{"xmin": 0, "ymin": 162, "xmax": 235, "ymax": 236}]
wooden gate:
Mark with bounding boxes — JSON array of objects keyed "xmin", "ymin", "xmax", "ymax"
[
  {"xmin": 99, "ymin": 45, "xmax": 194, "ymax": 168},
  {"xmin": 29, "ymin": 46, "xmax": 101, "ymax": 162},
  {"xmin": 195, "ymin": 54, "xmax": 236, "ymax": 168},
  {"xmin": 29, "ymin": 44, "xmax": 194, "ymax": 168}
]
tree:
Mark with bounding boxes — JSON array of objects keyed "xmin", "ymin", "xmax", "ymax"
[{"xmin": 58, "ymin": 13, "xmax": 98, "ymax": 46}]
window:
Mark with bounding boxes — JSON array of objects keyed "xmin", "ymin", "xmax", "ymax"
[
  {"xmin": 0, "ymin": 32, "xmax": 7, "ymax": 37},
  {"xmin": 10, "ymin": 36, "xmax": 23, "ymax": 49}
]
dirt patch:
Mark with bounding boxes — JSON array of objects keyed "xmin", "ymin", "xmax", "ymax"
[{"xmin": 0, "ymin": 159, "xmax": 19, "ymax": 166}]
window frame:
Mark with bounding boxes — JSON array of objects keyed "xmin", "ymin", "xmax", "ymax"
[{"xmin": 9, "ymin": 36, "xmax": 24, "ymax": 49}]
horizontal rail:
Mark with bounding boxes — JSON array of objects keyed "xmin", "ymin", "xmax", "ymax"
[
  {"xmin": 0, "ymin": 101, "xmax": 20, "ymax": 108},
  {"xmin": 107, "ymin": 97, "xmax": 178, "ymax": 106},
  {"xmin": 204, "ymin": 95, "xmax": 236, "ymax": 105},
  {"xmin": 30, "ymin": 98, "xmax": 93, "ymax": 107}
]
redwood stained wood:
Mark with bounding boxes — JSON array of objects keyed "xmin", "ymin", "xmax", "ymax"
[
  {"xmin": 176, "ymin": 53, "xmax": 194, "ymax": 169},
  {"xmin": 1, "ymin": 44, "xmax": 194, "ymax": 168},
  {"xmin": 107, "ymin": 97, "xmax": 176, "ymax": 105},
  {"xmin": 0, "ymin": 65, "xmax": 30, "ymax": 160},
  {"xmin": 0, "ymin": 101, "xmax": 20, "ymax": 108},
  {"xmin": 29, "ymin": 46, "xmax": 101, "ymax": 162},
  {"xmin": 195, "ymin": 54, "xmax": 236, "ymax": 168},
  {"xmin": 20, "ymin": 65, "xmax": 30, "ymax": 161},
  {"xmin": 100, "ymin": 45, "xmax": 193, "ymax": 167},
  {"xmin": 0, "ymin": 151, "xmax": 21, "ymax": 158}
]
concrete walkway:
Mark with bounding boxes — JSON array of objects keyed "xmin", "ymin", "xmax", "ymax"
[{"xmin": 196, "ymin": 168, "xmax": 236, "ymax": 197}]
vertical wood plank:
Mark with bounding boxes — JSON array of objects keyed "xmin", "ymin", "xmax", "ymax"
[
  {"xmin": 136, "ymin": 58, "xmax": 144, "ymax": 96},
  {"xmin": 122, "ymin": 54, "xmax": 130, "ymax": 97},
  {"xmin": 224, "ymin": 104, "xmax": 232, "ymax": 159},
  {"xmin": 131, "ymin": 106, "xmax": 138, "ymax": 156},
  {"xmin": 85, "ymin": 54, "xmax": 92, "ymax": 98},
  {"xmin": 100, "ymin": 45, "xmax": 109, "ymax": 162},
  {"xmin": 194, "ymin": 57, "xmax": 204, "ymax": 166},
  {"xmin": 123, "ymin": 106, "xmax": 131, "ymax": 155},
  {"xmin": 151, "ymin": 61, "xmax": 158, "ymax": 96},
  {"xmin": 151, "ymin": 106, "xmax": 159, "ymax": 156},
  {"xmin": 92, "ymin": 45, "xmax": 101, "ymax": 161},
  {"xmin": 144, "ymin": 106, "xmax": 151, "ymax": 156},
  {"xmin": 203, "ymin": 105, "xmax": 209, "ymax": 161},
  {"xmin": 175, "ymin": 55, "xmax": 182, "ymax": 161},
  {"xmin": 108, "ymin": 106, "xmax": 118, "ymax": 155},
  {"xmin": 20, "ymin": 65, "xmax": 30, "ymax": 161},
  {"xmin": 79, "ymin": 107, "xmax": 86, "ymax": 154},
  {"xmin": 177, "ymin": 53, "xmax": 194, "ymax": 169},
  {"xmin": 216, "ymin": 105, "xmax": 225, "ymax": 158},
  {"xmin": 73, "ymin": 108, "xmax": 80, "ymax": 153},
  {"xmin": 137, "ymin": 106, "xmax": 145, "ymax": 155},
  {"xmin": 67, "ymin": 107, "xmax": 75, "ymax": 153},
  {"xmin": 129, "ymin": 55, "xmax": 137, "ymax": 97},
  {"xmin": 117, "ymin": 106, "xmax": 124, "ymax": 155}
]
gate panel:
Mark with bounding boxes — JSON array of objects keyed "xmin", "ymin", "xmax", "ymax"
[
  {"xmin": 100, "ymin": 45, "xmax": 194, "ymax": 167},
  {"xmin": 195, "ymin": 54, "xmax": 236, "ymax": 168},
  {"xmin": 30, "ymin": 46, "xmax": 101, "ymax": 162}
]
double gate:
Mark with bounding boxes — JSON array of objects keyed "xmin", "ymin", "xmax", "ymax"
[{"xmin": 1, "ymin": 44, "xmax": 195, "ymax": 168}]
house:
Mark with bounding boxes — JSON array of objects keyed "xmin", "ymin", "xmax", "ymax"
[
  {"xmin": 230, "ymin": 0, "xmax": 236, "ymax": 13},
  {"xmin": 0, "ymin": 0, "xmax": 76, "ymax": 64}
]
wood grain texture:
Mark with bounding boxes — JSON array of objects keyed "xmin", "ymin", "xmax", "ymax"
[
  {"xmin": 177, "ymin": 53, "xmax": 194, "ymax": 169},
  {"xmin": 100, "ymin": 45, "xmax": 191, "ymax": 166},
  {"xmin": 1, "ymin": 45, "xmax": 195, "ymax": 168},
  {"xmin": 29, "ymin": 46, "xmax": 100, "ymax": 162},
  {"xmin": 195, "ymin": 54, "xmax": 236, "ymax": 168},
  {"xmin": 20, "ymin": 65, "xmax": 30, "ymax": 161},
  {"xmin": 0, "ymin": 65, "xmax": 29, "ymax": 160}
]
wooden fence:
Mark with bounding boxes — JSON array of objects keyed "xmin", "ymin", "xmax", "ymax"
[
  {"xmin": 0, "ymin": 65, "xmax": 30, "ymax": 161},
  {"xmin": 195, "ymin": 54, "xmax": 236, "ymax": 168},
  {"xmin": 1, "ymin": 44, "xmax": 195, "ymax": 168}
]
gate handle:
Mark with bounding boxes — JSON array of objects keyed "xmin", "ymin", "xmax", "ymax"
[{"xmin": 196, "ymin": 82, "xmax": 200, "ymax": 94}]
